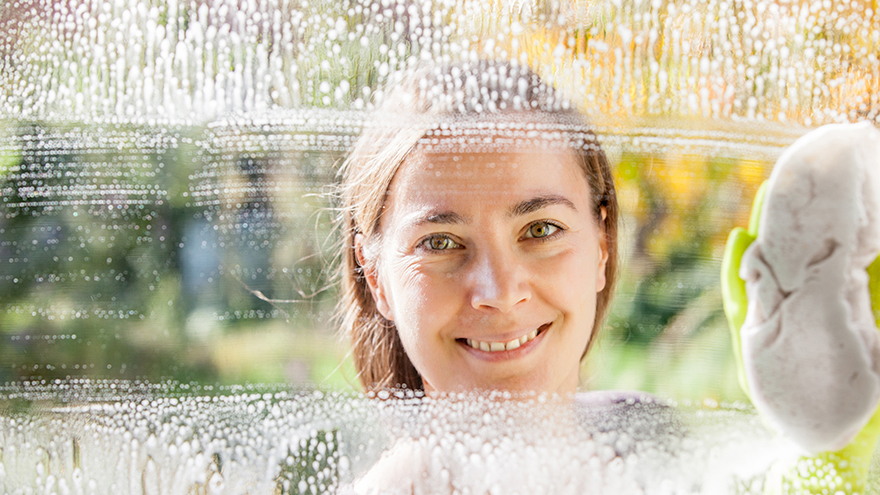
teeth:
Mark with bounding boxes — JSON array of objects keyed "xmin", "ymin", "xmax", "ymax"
[{"xmin": 465, "ymin": 326, "xmax": 545, "ymax": 352}]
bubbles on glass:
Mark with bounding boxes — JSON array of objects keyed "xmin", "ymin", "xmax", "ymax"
[
  {"xmin": 0, "ymin": 381, "xmax": 808, "ymax": 494},
  {"xmin": 0, "ymin": 381, "xmax": 380, "ymax": 494},
  {"xmin": 1, "ymin": 0, "xmax": 878, "ymax": 127}
]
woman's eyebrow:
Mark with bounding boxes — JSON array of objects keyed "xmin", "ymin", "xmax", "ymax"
[
  {"xmin": 424, "ymin": 211, "xmax": 468, "ymax": 225},
  {"xmin": 404, "ymin": 194, "xmax": 575, "ymax": 230},
  {"xmin": 509, "ymin": 195, "xmax": 578, "ymax": 217},
  {"xmin": 408, "ymin": 210, "xmax": 470, "ymax": 228}
]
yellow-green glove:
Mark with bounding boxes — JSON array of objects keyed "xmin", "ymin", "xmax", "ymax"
[{"xmin": 722, "ymin": 181, "xmax": 880, "ymax": 494}]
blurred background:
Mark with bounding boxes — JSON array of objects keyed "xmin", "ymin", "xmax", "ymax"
[{"xmin": 2, "ymin": 0, "xmax": 877, "ymax": 403}]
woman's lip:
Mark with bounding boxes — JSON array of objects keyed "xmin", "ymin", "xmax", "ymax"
[
  {"xmin": 458, "ymin": 323, "xmax": 551, "ymax": 345},
  {"xmin": 456, "ymin": 322, "xmax": 551, "ymax": 357}
]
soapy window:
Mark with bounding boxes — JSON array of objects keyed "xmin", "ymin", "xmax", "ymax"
[{"xmin": 1, "ymin": 0, "xmax": 879, "ymax": 493}]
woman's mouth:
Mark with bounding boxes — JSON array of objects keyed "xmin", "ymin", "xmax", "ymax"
[{"xmin": 461, "ymin": 323, "xmax": 551, "ymax": 352}]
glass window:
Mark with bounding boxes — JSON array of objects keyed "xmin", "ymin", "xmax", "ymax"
[{"xmin": 2, "ymin": 0, "xmax": 878, "ymax": 492}]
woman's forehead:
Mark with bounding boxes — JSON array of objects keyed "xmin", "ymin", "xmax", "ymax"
[
  {"xmin": 401, "ymin": 142, "xmax": 584, "ymax": 178},
  {"xmin": 389, "ymin": 146, "xmax": 590, "ymax": 207}
]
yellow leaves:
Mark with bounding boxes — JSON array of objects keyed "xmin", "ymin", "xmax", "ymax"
[
  {"xmin": 472, "ymin": 0, "xmax": 880, "ymax": 125},
  {"xmin": 620, "ymin": 154, "xmax": 704, "ymax": 255},
  {"xmin": 650, "ymin": 156, "xmax": 709, "ymax": 209},
  {"xmin": 615, "ymin": 151, "xmax": 769, "ymax": 260},
  {"xmin": 730, "ymin": 159, "xmax": 766, "ymax": 233},
  {"xmin": 508, "ymin": 25, "xmax": 562, "ymax": 72}
]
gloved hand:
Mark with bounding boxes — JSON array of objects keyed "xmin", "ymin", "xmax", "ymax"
[{"xmin": 722, "ymin": 180, "xmax": 880, "ymax": 494}]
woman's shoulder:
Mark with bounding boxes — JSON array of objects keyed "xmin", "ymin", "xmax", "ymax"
[
  {"xmin": 574, "ymin": 390, "xmax": 685, "ymax": 455},
  {"xmin": 344, "ymin": 437, "xmax": 432, "ymax": 495},
  {"xmin": 574, "ymin": 389, "xmax": 671, "ymax": 410}
]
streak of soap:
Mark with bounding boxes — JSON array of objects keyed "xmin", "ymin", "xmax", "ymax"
[
  {"xmin": 0, "ymin": 380, "xmax": 798, "ymax": 494},
  {"xmin": 1, "ymin": 0, "xmax": 877, "ymax": 130}
]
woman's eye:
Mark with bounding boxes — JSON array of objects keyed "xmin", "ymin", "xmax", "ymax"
[
  {"xmin": 423, "ymin": 235, "xmax": 461, "ymax": 251},
  {"xmin": 524, "ymin": 221, "xmax": 559, "ymax": 239}
]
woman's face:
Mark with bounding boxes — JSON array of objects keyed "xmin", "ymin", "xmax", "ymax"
[{"xmin": 359, "ymin": 142, "xmax": 608, "ymax": 395}]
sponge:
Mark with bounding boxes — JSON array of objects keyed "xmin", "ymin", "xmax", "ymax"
[{"xmin": 739, "ymin": 122, "xmax": 880, "ymax": 453}]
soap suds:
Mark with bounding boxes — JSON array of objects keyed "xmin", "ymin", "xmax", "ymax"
[
  {"xmin": 740, "ymin": 122, "xmax": 880, "ymax": 453},
  {"xmin": 1, "ymin": 382, "xmax": 793, "ymax": 494}
]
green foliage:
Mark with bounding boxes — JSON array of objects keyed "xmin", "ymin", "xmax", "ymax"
[{"xmin": 0, "ymin": 121, "xmax": 341, "ymax": 386}]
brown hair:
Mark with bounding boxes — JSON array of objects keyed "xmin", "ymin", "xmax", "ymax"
[{"xmin": 336, "ymin": 60, "xmax": 618, "ymax": 392}]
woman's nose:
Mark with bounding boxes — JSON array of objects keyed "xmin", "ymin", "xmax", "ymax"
[{"xmin": 467, "ymin": 250, "xmax": 531, "ymax": 313}]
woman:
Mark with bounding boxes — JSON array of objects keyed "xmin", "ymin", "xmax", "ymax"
[
  {"xmin": 334, "ymin": 59, "xmax": 651, "ymax": 493},
  {"xmin": 337, "ymin": 59, "xmax": 618, "ymax": 396}
]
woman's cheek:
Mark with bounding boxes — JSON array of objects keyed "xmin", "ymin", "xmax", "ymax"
[
  {"xmin": 538, "ymin": 246, "xmax": 600, "ymax": 297},
  {"xmin": 390, "ymin": 260, "xmax": 455, "ymax": 331}
]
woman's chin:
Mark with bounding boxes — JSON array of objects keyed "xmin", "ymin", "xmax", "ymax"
[{"xmin": 424, "ymin": 374, "xmax": 578, "ymax": 399}]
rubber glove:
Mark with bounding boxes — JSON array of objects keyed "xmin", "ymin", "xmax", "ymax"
[{"xmin": 722, "ymin": 181, "xmax": 880, "ymax": 494}]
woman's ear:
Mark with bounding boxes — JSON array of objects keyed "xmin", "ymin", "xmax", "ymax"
[
  {"xmin": 354, "ymin": 233, "xmax": 394, "ymax": 321},
  {"xmin": 596, "ymin": 207, "xmax": 609, "ymax": 293}
]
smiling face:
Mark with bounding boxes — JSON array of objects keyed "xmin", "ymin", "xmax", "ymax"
[{"xmin": 357, "ymin": 143, "xmax": 609, "ymax": 395}]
